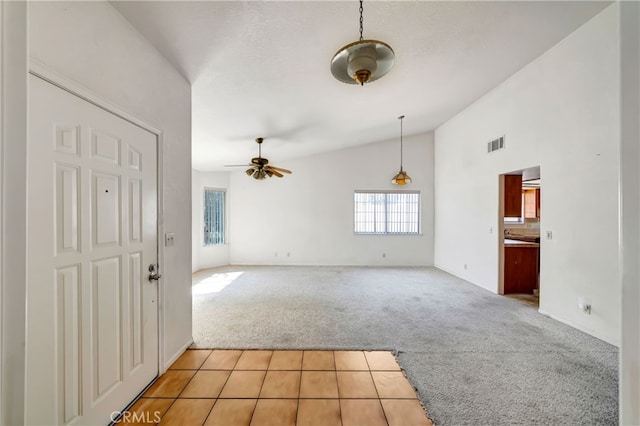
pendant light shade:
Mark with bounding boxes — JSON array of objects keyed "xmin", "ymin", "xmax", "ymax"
[
  {"xmin": 331, "ymin": 40, "xmax": 395, "ymax": 85},
  {"xmin": 392, "ymin": 170, "xmax": 411, "ymax": 185},
  {"xmin": 331, "ymin": 0, "xmax": 395, "ymax": 85},
  {"xmin": 392, "ymin": 115, "xmax": 411, "ymax": 185}
]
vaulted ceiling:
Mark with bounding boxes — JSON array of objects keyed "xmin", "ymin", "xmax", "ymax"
[{"xmin": 112, "ymin": 1, "xmax": 611, "ymax": 171}]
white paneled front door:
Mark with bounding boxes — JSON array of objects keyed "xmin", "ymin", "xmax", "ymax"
[{"xmin": 26, "ymin": 75, "xmax": 159, "ymax": 425}]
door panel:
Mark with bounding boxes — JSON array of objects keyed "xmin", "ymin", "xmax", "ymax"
[
  {"xmin": 55, "ymin": 265, "xmax": 81, "ymax": 424},
  {"xmin": 26, "ymin": 74, "xmax": 158, "ymax": 425}
]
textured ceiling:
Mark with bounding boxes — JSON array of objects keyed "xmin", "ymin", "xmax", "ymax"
[{"xmin": 112, "ymin": 1, "xmax": 610, "ymax": 171}]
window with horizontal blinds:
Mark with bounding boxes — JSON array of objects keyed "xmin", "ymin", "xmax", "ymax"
[
  {"xmin": 204, "ymin": 189, "xmax": 225, "ymax": 246},
  {"xmin": 354, "ymin": 190, "xmax": 420, "ymax": 234}
]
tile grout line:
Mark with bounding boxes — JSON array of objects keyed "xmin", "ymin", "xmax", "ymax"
[
  {"xmin": 294, "ymin": 352, "xmax": 304, "ymax": 426},
  {"xmin": 248, "ymin": 350, "xmax": 274, "ymax": 425},
  {"xmin": 199, "ymin": 349, "xmax": 238, "ymax": 426},
  {"xmin": 364, "ymin": 352, "xmax": 391, "ymax": 426},
  {"xmin": 331, "ymin": 350, "xmax": 344, "ymax": 426},
  {"xmin": 183, "ymin": 350, "xmax": 215, "ymax": 425},
  {"xmin": 154, "ymin": 354, "xmax": 211, "ymax": 422}
]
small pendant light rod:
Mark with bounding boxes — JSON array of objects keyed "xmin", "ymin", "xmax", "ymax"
[
  {"xmin": 399, "ymin": 115, "xmax": 404, "ymax": 170},
  {"xmin": 392, "ymin": 115, "xmax": 412, "ymax": 185}
]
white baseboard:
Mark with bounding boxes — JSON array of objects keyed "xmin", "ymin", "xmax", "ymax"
[
  {"xmin": 538, "ymin": 309, "xmax": 619, "ymax": 347},
  {"xmin": 435, "ymin": 264, "xmax": 619, "ymax": 347},
  {"xmin": 162, "ymin": 338, "xmax": 194, "ymax": 372},
  {"xmin": 433, "ymin": 264, "xmax": 498, "ymax": 294}
]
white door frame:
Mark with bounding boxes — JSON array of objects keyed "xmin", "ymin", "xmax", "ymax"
[
  {"xmin": 1, "ymin": 5, "xmax": 5, "ymax": 422},
  {"xmin": 619, "ymin": 1, "xmax": 640, "ymax": 423},
  {"xmin": 28, "ymin": 60, "xmax": 168, "ymax": 375}
]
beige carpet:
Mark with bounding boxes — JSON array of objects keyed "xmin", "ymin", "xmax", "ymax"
[{"xmin": 192, "ymin": 265, "xmax": 618, "ymax": 425}]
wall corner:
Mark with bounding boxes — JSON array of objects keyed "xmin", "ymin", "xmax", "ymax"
[{"xmin": 1, "ymin": 1, "xmax": 28, "ymax": 424}]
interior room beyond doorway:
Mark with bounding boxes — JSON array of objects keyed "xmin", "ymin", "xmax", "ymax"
[{"xmin": 501, "ymin": 166, "xmax": 541, "ymax": 305}]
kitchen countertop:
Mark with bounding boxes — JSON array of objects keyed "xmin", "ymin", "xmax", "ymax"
[
  {"xmin": 504, "ymin": 238, "xmax": 540, "ymax": 248},
  {"xmin": 504, "ymin": 234, "xmax": 539, "ymax": 242}
]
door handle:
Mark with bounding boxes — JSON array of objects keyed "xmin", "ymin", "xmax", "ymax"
[{"xmin": 148, "ymin": 263, "xmax": 162, "ymax": 282}]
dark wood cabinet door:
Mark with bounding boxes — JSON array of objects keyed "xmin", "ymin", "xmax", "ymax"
[
  {"xmin": 504, "ymin": 174, "xmax": 523, "ymax": 217},
  {"xmin": 504, "ymin": 246, "xmax": 538, "ymax": 294}
]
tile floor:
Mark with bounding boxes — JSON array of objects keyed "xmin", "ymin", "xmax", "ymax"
[{"xmin": 121, "ymin": 349, "xmax": 432, "ymax": 426}]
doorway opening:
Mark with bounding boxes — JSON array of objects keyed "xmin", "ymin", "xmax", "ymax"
[{"xmin": 499, "ymin": 166, "xmax": 541, "ymax": 307}]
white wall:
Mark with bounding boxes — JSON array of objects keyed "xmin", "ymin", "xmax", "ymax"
[
  {"xmin": 28, "ymin": 1, "xmax": 192, "ymax": 368},
  {"xmin": 434, "ymin": 4, "xmax": 620, "ymax": 344},
  {"xmin": 1, "ymin": 2, "xmax": 27, "ymax": 424},
  {"xmin": 192, "ymin": 170, "xmax": 230, "ymax": 272},
  {"xmin": 229, "ymin": 133, "xmax": 435, "ymax": 266},
  {"xmin": 192, "ymin": 169, "xmax": 201, "ymax": 272},
  {"xmin": 619, "ymin": 1, "xmax": 640, "ymax": 423}
]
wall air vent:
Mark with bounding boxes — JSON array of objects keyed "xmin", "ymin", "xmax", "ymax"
[{"xmin": 487, "ymin": 136, "xmax": 505, "ymax": 153}]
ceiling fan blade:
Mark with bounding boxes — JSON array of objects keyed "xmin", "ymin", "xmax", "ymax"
[
  {"xmin": 269, "ymin": 169, "xmax": 284, "ymax": 178},
  {"xmin": 266, "ymin": 165, "xmax": 292, "ymax": 174}
]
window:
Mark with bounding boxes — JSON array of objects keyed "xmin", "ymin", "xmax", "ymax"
[
  {"xmin": 204, "ymin": 189, "xmax": 225, "ymax": 246},
  {"xmin": 354, "ymin": 190, "xmax": 420, "ymax": 234},
  {"xmin": 504, "ymin": 189, "xmax": 540, "ymax": 223}
]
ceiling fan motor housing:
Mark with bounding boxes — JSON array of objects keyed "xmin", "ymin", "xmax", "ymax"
[
  {"xmin": 251, "ymin": 157, "xmax": 268, "ymax": 166},
  {"xmin": 228, "ymin": 137, "xmax": 291, "ymax": 180}
]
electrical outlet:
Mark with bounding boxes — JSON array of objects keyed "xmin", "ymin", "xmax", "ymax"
[
  {"xmin": 165, "ymin": 232, "xmax": 175, "ymax": 247},
  {"xmin": 464, "ymin": 264, "xmax": 468, "ymax": 270},
  {"xmin": 546, "ymin": 231, "xmax": 553, "ymax": 240},
  {"xmin": 382, "ymin": 253, "xmax": 386, "ymax": 258},
  {"xmin": 287, "ymin": 252, "xmax": 290, "ymax": 257},
  {"xmin": 578, "ymin": 297, "xmax": 592, "ymax": 315}
]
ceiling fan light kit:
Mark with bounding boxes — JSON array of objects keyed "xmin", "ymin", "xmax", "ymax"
[
  {"xmin": 331, "ymin": 0, "xmax": 395, "ymax": 85},
  {"xmin": 392, "ymin": 115, "xmax": 412, "ymax": 185}
]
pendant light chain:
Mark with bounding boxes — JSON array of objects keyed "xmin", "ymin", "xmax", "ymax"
[{"xmin": 359, "ymin": 0, "xmax": 364, "ymax": 41}]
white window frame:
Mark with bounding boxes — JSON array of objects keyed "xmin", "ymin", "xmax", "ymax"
[
  {"xmin": 203, "ymin": 188, "xmax": 225, "ymax": 246},
  {"xmin": 354, "ymin": 190, "xmax": 421, "ymax": 235}
]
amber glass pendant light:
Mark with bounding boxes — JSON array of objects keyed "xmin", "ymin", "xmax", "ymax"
[{"xmin": 392, "ymin": 115, "xmax": 411, "ymax": 185}]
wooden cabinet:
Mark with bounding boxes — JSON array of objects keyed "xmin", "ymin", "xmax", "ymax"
[
  {"xmin": 523, "ymin": 188, "xmax": 540, "ymax": 218},
  {"xmin": 504, "ymin": 175, "xmax": 522, "ymax": 217},
  {"xmin": 504, "ymin": 245, "xmax": 539, "ymax": 294}
]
